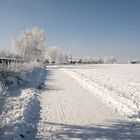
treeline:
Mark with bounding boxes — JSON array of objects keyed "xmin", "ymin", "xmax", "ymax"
[
  {"xmin": 75, "ymin": 56, "xmax": 117, "ymax": 64},
  {"xmin": 0, "ymin": 27, "xmax": 117, "ymax": 65},
  {"xmin": 44, "ymin": 52, "xmax": 117, "ymax": 65}
]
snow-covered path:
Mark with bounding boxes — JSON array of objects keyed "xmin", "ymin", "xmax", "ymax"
[{"xmin": 36, "ymin": 67, "xmax": 140, "ymax": 140}]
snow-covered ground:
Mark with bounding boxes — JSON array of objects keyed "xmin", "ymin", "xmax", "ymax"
[
  {"xmin": 0, "ymin": 65, "xmax": 46, "ymax": 140},
  {"xmin": 61, "ymin": 64, "xmax": 140, "ymax": 120},
  {"xmin": 36, "ymin": 66, "xmax": 140, "ymax": 140},
  {"xmin": 1, "ymin": 64, "xmax": 140, "ymax": 140}
]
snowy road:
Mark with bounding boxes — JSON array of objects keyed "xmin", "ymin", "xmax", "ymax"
[{"xmin": 36, "ymin": 67, "xmax": 140, "ymax": 140}]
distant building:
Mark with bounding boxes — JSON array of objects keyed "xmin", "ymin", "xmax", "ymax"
[{"xmin": 131, "ymin": 60, "xmax": 140, "ymax": 64}]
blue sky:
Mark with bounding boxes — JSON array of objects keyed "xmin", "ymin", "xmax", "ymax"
[{"xmin": 0, "ymin": 0, "xmax": 140, "ymax": 61}]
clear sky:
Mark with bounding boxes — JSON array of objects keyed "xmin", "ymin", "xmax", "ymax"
[{"xmin": 0, "ymin": 0, "xmax": 140, "ymax": 61}]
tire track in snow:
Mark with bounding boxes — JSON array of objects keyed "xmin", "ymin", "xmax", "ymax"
[{"xmin": 36, "ymin": 67, "xmax": 124, "ymax": 140}]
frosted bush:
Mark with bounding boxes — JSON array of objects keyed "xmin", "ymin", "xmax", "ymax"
[{"xmin": 0, "ymin": 62, "xmax": 42, "ymax": 85}]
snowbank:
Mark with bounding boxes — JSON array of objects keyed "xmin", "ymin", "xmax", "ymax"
[
  {"xmin": 0, "ymin": 62, "xmax": 42, "ymax": 86},
  {"xmin": 0, "ymin": 89, "xmax": 39, "ymax": 140},
  {"xmin": 62, "ymin": 64, "xmax": 140, "ymax": 120},
  {"xmin": 0, "ymin": 64, "xmax": 46, "ymax": 140}
]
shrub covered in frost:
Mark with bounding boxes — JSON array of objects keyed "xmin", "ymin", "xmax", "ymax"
[{"xmin": 0, "ymin": 62, "xmax": 42, "ymax": 86}]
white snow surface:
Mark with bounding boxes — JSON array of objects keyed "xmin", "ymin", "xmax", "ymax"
[
  {"xmin": 1, "ymin": 64, "xmax": 140, "ymax": 140},
  {"xmin": 0, "ymin": 89, "xmax": 39, "ymax": 140},
  {"xmin": 61, "ymin": 64, "xmax": 140, "ymax": 120},
  {"xmin": 36, "ymin": 66, "xmax": 140, "ymax": 140},
  {"xmin": 0, "ymin": 66, "xmax": 45, "ymax": 140}
]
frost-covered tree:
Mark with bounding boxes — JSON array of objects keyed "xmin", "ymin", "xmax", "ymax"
[
  {"xmin": 97, "ymin": 58, "xmax": 104, "ymax": 64},
  {"xmin": 104, "ymin": 56, "xmax": 117, "ymax": 64},
  {"xmin": 45, "ymin": 47, "xmax": 71, "ymax": 64},
  {"xmin": 58, "ymin": 53, "xmax": 64, "ymax": 64},
  {"xmin": 12, "ymin": 27, "xmax": 46, "ymax": 62},
  {"xmin": 59, "ymin": 53, "xmax": 71, "ymax": 64},
  {"xmin": 0, "ymin": 48, "xmax": 6, "ymax": 57},
  {"xmin": 47, "ymin": 47, "xmax": 60, "ymax": 64},
  {"xmin": 110, "ymin": 56, "xmax": 117, "ymax": 64},
  {"xmin": 0, "ymin": 48, "xmax": 13, "ymax": 58},
  {"xmin": 82, "ymin": 56, "xmax": 93, "ymax": 64},
  {"xmin": 62, "ymin": 54, "xmax": 69, "ymax": 64}
]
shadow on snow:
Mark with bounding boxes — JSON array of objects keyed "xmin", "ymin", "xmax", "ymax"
[
  {"xmin": 41, "ymin": 121, "xmax": 140, "ymax": 140},
  {"xmin": 0, "ymin": 67, "xmax": 60, "ymax": 139}
]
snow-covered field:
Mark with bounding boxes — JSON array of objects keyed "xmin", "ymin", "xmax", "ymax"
[{"xmin": 62, "ymin": 64, "xmax": 140, "ymax": 120}]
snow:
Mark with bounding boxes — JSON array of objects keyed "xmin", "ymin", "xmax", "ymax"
[
  {"xmin": 36, "ymin": 67, "xmax": 123, "ymax": 139},
  {"xmin": 36, "ymin": 66, "xmax": 140, "ymax": 140},
  {"xmin": 1, "ymin": 64, "xmax": 140, "ymax": 139},
  {"xmin": 0, "ymin": 65, "xmax": 45, "ymax": 140},
  {"xmin": 0, "ymin": 89, "xmax": 39, "ymax": 140},
  {"xmin": 61, "ymin": 64, "xmax": 140, "ymax": 120}
]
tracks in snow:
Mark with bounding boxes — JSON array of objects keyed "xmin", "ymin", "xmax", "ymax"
[{"xmin": 35, "ymin": 67, "xmax": 126, "ymax": 140}]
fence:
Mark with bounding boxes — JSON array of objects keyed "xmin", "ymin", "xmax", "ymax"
[{"xmin": 0, "ymin": 57, "xmax": 24, "ymax": 64}]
